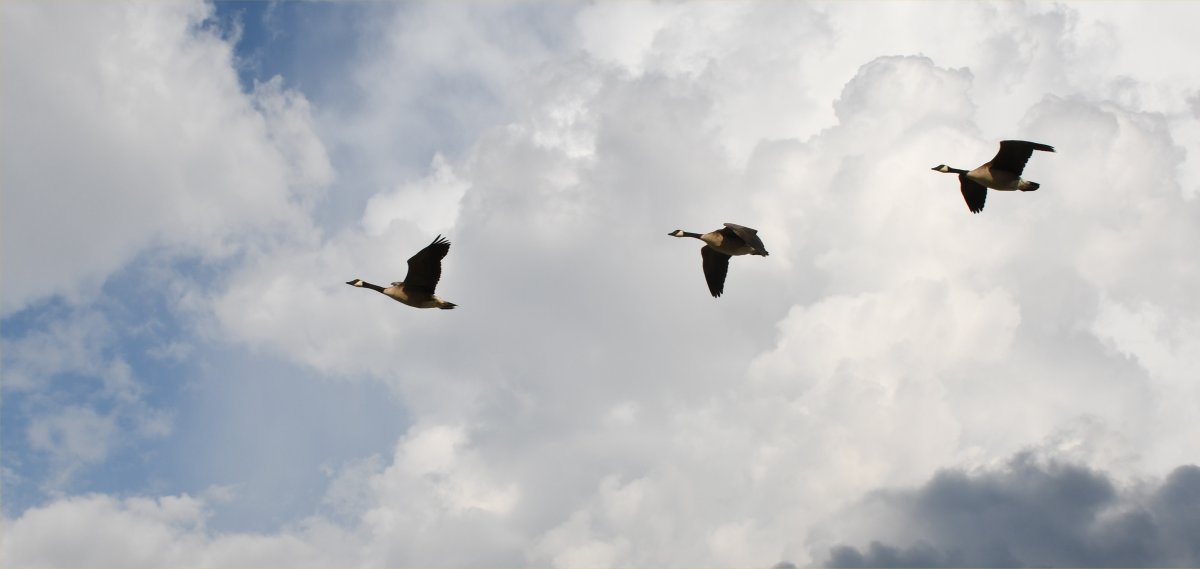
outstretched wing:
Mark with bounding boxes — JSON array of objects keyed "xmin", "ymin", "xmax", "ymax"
[
  {"xmin": 700, "ymin": 245, "xmax": 731, "ymax": 298},
  {"xmin": 722, "ymin": 223, "xmax": 769, "ymax": 255},
  {"xmin": 403, "ymin": 235, "xmax": 451, "ymax": 294},
  {"xmin": 959, "ymin": 176, "xmax": 987, "ymax": 214},
  {"xmin": 989, "ymin": 140, "xmax": 1055, "ymax": 176}
]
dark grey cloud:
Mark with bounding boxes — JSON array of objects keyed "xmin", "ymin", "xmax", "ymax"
[
  {"xmin": 827, "ymin": 540, "xmax": 967, "ymax": 568},
  {"xmin": 819, "ymin": 455, "xmax": 1200, "ymax": 567}
]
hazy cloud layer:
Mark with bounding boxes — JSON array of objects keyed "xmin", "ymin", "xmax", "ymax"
[{"xmin": 3, "ymin": 1, "xmax": 1200, "ymax": 566}]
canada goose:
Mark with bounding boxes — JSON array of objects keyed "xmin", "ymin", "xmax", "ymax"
[
  {"xmin": 668, "ymin": 223, "xmax": 769, "ymax": 298},
  {"xmin": 346, "ymin": 235, "xmax": 457, "ymax": 309},
  {"xmin": 932, "ymin": 140, "xmax": 1055, "ymax": 213}
]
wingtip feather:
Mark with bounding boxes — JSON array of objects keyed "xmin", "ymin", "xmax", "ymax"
[{"xmin": 1002, "ymin": 139, "xmax": 1055, "ymax": 153}]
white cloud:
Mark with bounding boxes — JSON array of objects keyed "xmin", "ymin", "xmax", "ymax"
[
  {"xmin": 1, "ymin": 310, "xmax": 115, "ymax": 392},
  {"xmin": 0, "ymin": 0, "xmax": 329, "ymax": 315},
  {"xmin": 26, "ymin": 407, "xmax": 116, "ymax": 467},
  {"xmin": 0, "ymin": 0, "xmax": 326, "ymax": 500},
  {"xmin": 309, "ymin": 2, "xmax": 576, "ymax": 228},
  {"xmin": 351, "ymin": 423, "xmax": 525, "ymax": 565},
  {"xmin": 201, "ymin": 2, "xmax": 1200, "ymax": 565},
  {"xmin": 1, "ymin": 307, "xmax": 173, "ymax": 486},
  {"xmin": 0, "ymin": 493, "xmax": 354, "ymax": 567},
  {"xmin": 5, "ymin": 0, "xmax": 1200, "ymax": 566},
  {"xmin": 363, "ymin": 154, "xmax": 467, "ymax": 237}
]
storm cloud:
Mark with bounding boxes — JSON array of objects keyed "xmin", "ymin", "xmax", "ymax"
[{"xmin": 820, "ymin": 455, "xmax": 1200, "ymax": 567}]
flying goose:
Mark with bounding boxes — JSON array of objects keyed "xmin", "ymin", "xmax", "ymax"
[
  {"xmin": 346, "ymin": 235, "xmax": 457, "ymax": 309},
  {"xmin": 668, "ymin": 223, "xmax": 769, "ymax": 297},
  {"xmin": 932, "ymin": 140, "xmax": 1055, "ymax": 213}
]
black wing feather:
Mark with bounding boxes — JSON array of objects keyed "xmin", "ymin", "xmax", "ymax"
[
  {"xmin": 700, "ymin": 245, "xmax": 731, "ymax": 298},
  {"xmin": 721, "ymin": 223, "xmax": 769, "ymax": 255},
  {"xmin": 403, "ymin": 235, "xmax": 451, "ymax": 294},
  {"xmin": 990, "ymin": 140, "xmax": 1055, "ymax": 176},
  {"xmin": 959, "ymin": 175, "xmax": 987, "ymax": 214}
]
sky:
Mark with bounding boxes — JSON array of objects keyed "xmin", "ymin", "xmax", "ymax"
[{"xmin": 1, "ymin": 0, "xmax": 1199, "ymax": 566}]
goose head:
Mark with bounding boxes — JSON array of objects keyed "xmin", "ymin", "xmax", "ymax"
[{"xmin": 931, "ymin": 164, "xmax": 953, "ymax": 173}]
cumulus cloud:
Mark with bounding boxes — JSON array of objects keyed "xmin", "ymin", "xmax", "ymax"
[
  {"xmin": 308, "ymin": 2, "xmax": 577, "ymax": 227},
  {"xmin": 0, "ymin": 493, "xmax": 355, "ymax": 567},
  {"xmin": 4, "ymin": 1, "xmax": 1200, "ymax": 567},
  {"xmin": 362, "ymin": 154, "xmax": 467, "ymax": 237},
  {"xmin": 0, "ymin": 0, "xmax": 329, "ymax": 512},
  {"xmin": 199, "ymin": 4, "xmax": 1200, "ymax": 565},
  {"xmin": 180, "ymin": 1, "xmax": 1200, "ymax": 564},
  {"xmin": 0, "ymin": 0, "xmax": 330, "ymax": 314},
  {"xmin": 817, "ymin": 455, "xmax": 1200, "ymax": 567}
]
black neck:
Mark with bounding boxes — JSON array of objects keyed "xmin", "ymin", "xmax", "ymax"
[
  {"xmin": 681, "ymin": 231, "xmax": 703, "ymax": 239},
  {"xmin": 948, "ymin": 167, "xmax": 969, "ymax": 175},
  {"xmin": 360, "ymin": 281, "xmax": 386, "ymax": 293}
]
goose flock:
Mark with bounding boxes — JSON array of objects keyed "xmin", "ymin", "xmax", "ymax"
[{"xmin": 348, "ymin": 140, "xmax": 1053, "ymax": 305}]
